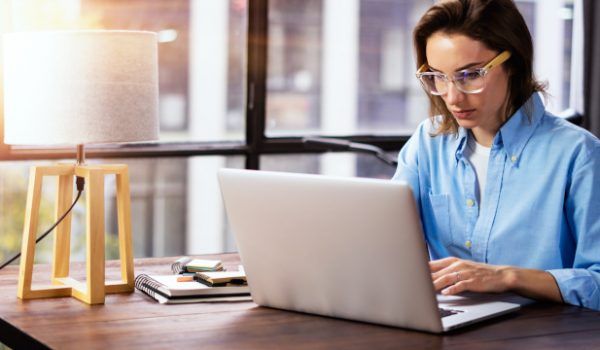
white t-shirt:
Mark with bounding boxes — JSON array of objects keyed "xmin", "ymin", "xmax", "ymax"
[{"xmin": 463, "ymin": 136, "xmax": 491, "ymax": 206}]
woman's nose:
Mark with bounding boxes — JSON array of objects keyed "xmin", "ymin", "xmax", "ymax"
[{"xmin": 444, "ymin": 81, "xmax": 464, "ymax": 105}]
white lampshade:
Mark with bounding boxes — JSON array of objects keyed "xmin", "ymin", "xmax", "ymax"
[{"xmin": 3, "ymin": 30, "xmax": 159, "ymax": 145}]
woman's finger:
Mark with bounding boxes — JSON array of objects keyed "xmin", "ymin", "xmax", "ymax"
[
  {"xmin": 433, "ymin": 269, "xmax": 466, "ymax": 291},
  {"xmin": 442, "ymin": 279, "xmax": 472, "ymax": 295},
  {"xmin": 429, "ymin": 257, "xmax": 458, "ymax": 272}
]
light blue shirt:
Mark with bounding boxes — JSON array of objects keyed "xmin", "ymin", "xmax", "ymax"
[{"xmin": 393, "ymin": 93, "xmax": 600, "ymax": 310}]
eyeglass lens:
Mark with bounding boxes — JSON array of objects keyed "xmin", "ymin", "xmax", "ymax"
[{"xmin": 420, "ymin": 70, "xmax": 485, "ymax": 95}]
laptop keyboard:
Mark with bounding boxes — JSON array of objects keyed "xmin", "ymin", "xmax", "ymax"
[{"xmin": 439, "ymin": 308, "xmax": 464, "ymax": 318}]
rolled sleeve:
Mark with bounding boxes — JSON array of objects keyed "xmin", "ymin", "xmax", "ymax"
[
  {"xmin": 547, "ymin": 268, "xmax": 600, "ymax": 310},
  {"xmin": 555, "ymin": 142, "xmax": 600, "ymax": 310}
]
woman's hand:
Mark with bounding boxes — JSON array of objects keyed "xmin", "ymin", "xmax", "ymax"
[
  {"xmin": 430, "ymin": 257, "xmax": 563, "ymax": 302},
  {"xmin": 430, "ymin": 257, "xmax": 513, "ymax": 295}
]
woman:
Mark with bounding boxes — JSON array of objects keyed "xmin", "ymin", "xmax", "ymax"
[{"xmin": 393, "ymin": 0, "xmax": 600, "ymax": 310}]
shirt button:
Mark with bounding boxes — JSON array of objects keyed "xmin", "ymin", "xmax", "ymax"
[
  {"xmin": 465, "ymin": 240, "xmax": 472, "ymax": 249},
  {"xmin": 466, "ymin": 199, "xmax": 475, "ymax": 207},
  {"xmin": 511, "ymin": 155, "xmax": 518, "ymax": 162}
]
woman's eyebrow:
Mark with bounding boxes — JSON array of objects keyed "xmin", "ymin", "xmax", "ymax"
[{"xmin": 428, "ymin": 60, "xmax": 485, "ymax": 73}]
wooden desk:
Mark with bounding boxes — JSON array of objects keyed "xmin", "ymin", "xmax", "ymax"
[{"xmin": 2, "ymin": 254, "xmax": 600, "ymax": 349}]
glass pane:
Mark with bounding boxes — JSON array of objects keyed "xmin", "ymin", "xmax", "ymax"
[
  {"xmin": 516, "ymin": 0, "xmax": 575, "ymax": 114},
  {"xmin": 0, "ymin": 156, "xmax": 244, "ymax": 266},
  {"xmin": 266, "ymin": 0, "xmax": 577, "ymax": 137},
  {"xmin": 266, "ymin": 0, "xmax": 432, "ymax": 137},
  {"xmin": 1, "ymin": 0, "xmax": 247, "ymax": 142}
]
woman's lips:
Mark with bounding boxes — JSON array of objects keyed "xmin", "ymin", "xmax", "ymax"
[{"xmin": 452, "ymin": 109, "xmax": 475, "ymax": 119}]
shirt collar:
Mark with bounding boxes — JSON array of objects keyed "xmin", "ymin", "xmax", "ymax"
[
  {"xmin": 496, "ymin": 93, "xmax": 544, "ymax": 166},
  {"xmin": 453, "ymin": 93, "xmax": 544, "ymax": 166},
  {"xmin": 454, "ymin": 126, "xmax": 469, "ymax": 164}
]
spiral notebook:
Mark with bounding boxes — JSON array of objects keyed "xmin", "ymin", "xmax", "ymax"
[{"xmin": 135, "ymin": 274, "xmax": 251, "ymax": 304}]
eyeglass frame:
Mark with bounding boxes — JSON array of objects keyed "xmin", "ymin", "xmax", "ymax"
[{"xmin": 415, "ymin": 50, "xmax": 512, "ymax": 96}]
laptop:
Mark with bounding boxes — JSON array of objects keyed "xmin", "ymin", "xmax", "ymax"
[{"xmin": 217, "ymin": 168, "xmax": 524, "ymax": 333}]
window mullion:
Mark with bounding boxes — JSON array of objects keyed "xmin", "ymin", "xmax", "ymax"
[{"xmin": 245, "ymin": 0, "xmax": 269, "ymax": 170}]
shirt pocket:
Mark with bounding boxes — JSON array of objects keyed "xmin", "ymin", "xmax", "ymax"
[{"xmin": 426, "ymin": 193, "xmax": 453, "ymax": 244}]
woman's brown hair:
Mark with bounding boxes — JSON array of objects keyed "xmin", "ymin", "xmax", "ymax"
[{"xmin": 413, "ymin": 0, "xmax": 546, "ymax": 135}]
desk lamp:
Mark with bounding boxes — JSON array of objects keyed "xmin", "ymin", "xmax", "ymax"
[{"xmin": 2, "ymin": 30, "xmax": 159, "ymax": 305}]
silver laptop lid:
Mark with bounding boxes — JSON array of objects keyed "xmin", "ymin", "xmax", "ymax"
[{"xmin": 218, "ymin": 168, "xmax": 444, "ymax": 333}]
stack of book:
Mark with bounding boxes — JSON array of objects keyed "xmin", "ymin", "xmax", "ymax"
[
  {"xmin": 195, "ymin": 270, "xmax": 248, "ymax": 287},
  {"xmin": 135, "ymin": 258, "xmax": 250, "ymax": 304}
]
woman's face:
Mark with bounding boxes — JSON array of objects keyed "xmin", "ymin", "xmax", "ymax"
[{"xmin": 425, "ymin": 32, "xmax": 510, "ymax": 144}]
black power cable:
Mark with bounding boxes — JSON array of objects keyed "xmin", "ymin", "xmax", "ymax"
[
  {"xmin": 302, "ymin": 137, "xmax": 399, "ymax": 167},
  {"xmin": 0, "ymin": 176, "xmax": 85, "ymax": 270}
]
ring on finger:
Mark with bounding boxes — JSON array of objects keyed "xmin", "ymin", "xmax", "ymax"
[{"xmin": 454, "ymin": 271, "xmax": 461, "ymax": 284}]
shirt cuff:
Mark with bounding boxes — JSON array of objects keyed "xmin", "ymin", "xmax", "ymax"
[{"xmin": 547, "ymin": 268, "xmax": 600, "ymax": 310}]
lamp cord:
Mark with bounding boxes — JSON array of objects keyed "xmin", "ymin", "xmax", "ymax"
[{"xmin": 0, "ymin": 176, "xmax": 85, "ymax": 271}]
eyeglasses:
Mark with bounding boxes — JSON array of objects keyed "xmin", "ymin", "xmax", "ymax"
[{"xmin": 415, "ymin": 50, "xmax": 511, "ymax": 96}]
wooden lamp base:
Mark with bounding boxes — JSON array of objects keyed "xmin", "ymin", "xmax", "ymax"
[{"xmin": 17, "ymin": 163, "xmax": 135, "ymax": 305}]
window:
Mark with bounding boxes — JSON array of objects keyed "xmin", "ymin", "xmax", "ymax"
[
  {"xmin": 0, "ymin": 0, "xmax": 581, "ymax": 263},
  {"xmin": 266, "ymin": 0, "xmax": 430, "ymax": 137}
]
